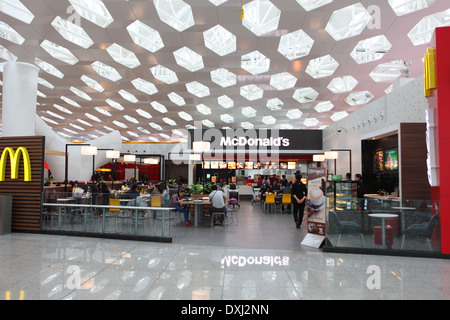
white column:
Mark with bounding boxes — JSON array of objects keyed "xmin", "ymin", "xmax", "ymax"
[{"xmin": 2, "ymin": 62, "xmax": 39, "ymax": 137}]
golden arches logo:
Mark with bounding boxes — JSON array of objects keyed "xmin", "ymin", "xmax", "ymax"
[{"xmin": 0, "ymin": 147, "xmax": 32, "ymax": 182}]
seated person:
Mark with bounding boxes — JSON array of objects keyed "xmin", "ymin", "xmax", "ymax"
[
  {"xmin": 126, "ymin": 183, "xmax": 140, "ymax": 199},
  {"xmin": 170, "ymin": 189, "xmax": 192, "ymax": 226},
  {"xmin": 271, "ymin": 181, "xmax": 281, "ymax": 192},
  {"xmin": 209, "ymin": 185, "xmax": 227, "ymax": 225},
  {"xmin": 246, "ymin": 176, "xmax": 254, "ymax": 186}
]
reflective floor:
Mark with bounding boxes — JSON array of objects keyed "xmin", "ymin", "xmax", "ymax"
[{"xmin": 1, "ymin": 200, "xmax": 450, "ymax": 300}]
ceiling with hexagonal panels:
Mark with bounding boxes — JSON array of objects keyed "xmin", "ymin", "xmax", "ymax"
[{"xmin": 0, "ymin": 0, "xmax": 449, "ymax": 143}]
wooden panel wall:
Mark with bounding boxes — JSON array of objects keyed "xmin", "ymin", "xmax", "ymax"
[
  {"xmin": 400, "ymin": 123, "xmax": 430, "ymax": 201},
  {"xmin": 0, "ymin": 136, "xmax": 45, "ymax": 231}
]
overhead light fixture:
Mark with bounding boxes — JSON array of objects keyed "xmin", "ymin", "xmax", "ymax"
[
  {"xmin": 144, "ymin": 158, "xmax": 159, "ymax": 164},
  {"xmin": 70, "ymin": 87, "xmax": 92, "ymax": 101},
  {"xmin": 106, "ymin": 150, "xmax": 121, "ymax": 159},
  {"xmin": 388, "ymin": 0, "xmax": 435, "ymax": 17},
  {"xmin": 81, "ymin": 75, "xmax": 104, "ymax": 92},
  {"xmin": 119, "ymin": 89, "xmax": 139, "ymax": 103},
  {"xmin": 193, "ymin": 141, "xmax": 211, "ymax": 152},
  {"xmin": 81, "ymin": 146, "xmax": 98, "ymax": 156},
  {"xmin": 267, "ymin": 98, "xmax": 284, "ymax": 111},
  {"xmin": 105, "ymin": 99, "xmax": 124, "ymax": 111},
  {"xmin": 151, "ymin": 101, "xmax": 168, "ymax": 114},
  {"xmin": 136, "ymin": 109, "xmax": 152, "ymax": 119},
  {"xmin": 324, "ymin": 151, "xmax": 339, "ymax": 160},
  {"xmin": 124, "ymin": 154, "xmax": 136, "ymax": 162},
  {"xmin": 218, "ymin": 95, "xmax": 234, "ymax": 109},
  {"xmin": 35, "ymin": 58, "xmax": 64, "ymax": 78},
  {"xmin": 313, "ymin": 155, "xmax": 326, "ymax": 162},
  {"xmin": 196, "ymin": 104, "xmax": 212, "ymax": 115}
]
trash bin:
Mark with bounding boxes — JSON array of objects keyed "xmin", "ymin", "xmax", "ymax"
[{"xmin": 0, "ymin": 195, "xmax": 13, "ymax": 235}]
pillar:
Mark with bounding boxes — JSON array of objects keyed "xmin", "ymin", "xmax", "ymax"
[{"xmin": 2, "ymin": 62, "xmax": 39, "ymax": 137}]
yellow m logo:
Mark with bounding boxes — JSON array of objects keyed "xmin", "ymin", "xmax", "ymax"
[{"xmin": 0, "ymin": 147, "xmax": 32, "ymax": 182}]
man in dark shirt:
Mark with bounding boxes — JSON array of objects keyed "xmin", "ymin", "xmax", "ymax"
[{"xmin": 291, "ymin": 174, "xmax": 307, "ymax": 228}]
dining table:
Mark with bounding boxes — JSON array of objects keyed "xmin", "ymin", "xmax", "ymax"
[
  {"xmin": 179, "ymin": 198, "xmax": 211, "ymax": 226},
  {"xmin": 369, "ymin": 213, "xmax": 399, "ymax": 248},
  {"xmin": 391, "ymin": 206, "xmax": 416, "ymax": 232}
]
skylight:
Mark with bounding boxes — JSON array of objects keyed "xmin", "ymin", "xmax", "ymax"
[
  {"xmin": 196, "ymin": 104, "xmax": 212, "ymax": 115},
  {"xmin": 124, "ymin": 115, "xmax": 139, "ymax": 124},
  {"xmin": 241, "ymin": 51, "xmax": 270, "ymax": 75},
  {"xmin": 303, "ymin": 118, "xmax": 320, "ymax": 127},
  {"xmin": 151, "ymin": 101, "xmax": 168, "ymax": 113},
  {"xmin": 0, "ymin": 0, "xmax": 34, "ymax": 24},
  {"xmin": 286, "ymin": 109, "xmax": 303, "ymax": 120},
  {"xmin": 163, "ymin": 117, "xmax": 177, "ymax": 126},
  {"xmin": 77, "ymin": 119, "xmax": 92, "ymax": 127},
  {"xmin": 40, "ymin": 40, "xmax": 79, "ymax": 65},
  {"xmin": 35, "ymin": 58, "xmax": 64, "ymax": 79},
  {"xmin": 168, "ymin": 92, "xmax": 186, "ymax": 106},
  {"xmin": 305, "ymin": 55, "xmax": 339, "ymax": 79},
  {"xmin": 95, "ymin": 107, "xmax": 112, "ymax": 117},
  {"xmin": 241, "ymin": 122, "xmax": 254, "ymax": 130},
  {"xmin": 150, "ymin": 65, "xmax": 178, "ymax": 84},
  {"xmin": 70, "ymin": 123, "xmax": 85, "ymax": 131},
  {"xmin": 369, "ymin": 60, "xmax": 406, "ymax": 82},
  {"xmin": 270, "ymin": 72, "xmax": 298, "ymax": 90},
  {"xmin": 41, "ymin": 116, "xmax": 58, "ymax": 125},
  {"xmin": 47, "ymin": 111, "xmax": 65, "ymax": 120},
  {"xmin": 218, "ymin": 95, "xmax": 234, "ymax": 109},
  {"xmin": 211, "ymin": 68, "xmax": 237, "ymax": 88},
  {"xmin": 242, "ymin": 107, "xmax": 257, "ymax": 118},
  {"xmin": 91, "ymin": 61, "xmax": 122, "ymax": 82},
  {"xmin": 61, "ymin": 96, "xmax": 81, "ymax": 108},
  {"xmin": 126, "ymin": 20, "xmax": 164, "ymax": 53},
  {"xmin": 203, "ymin": 25, "xmax": 236, "ymax": 56},
  {"xmin": 296, "ymin": 0, "xmax": 333, "ymax": 12},
  {"xmin": 408, "ymin": 9, "xmax": 450, "ymax": 46},
  {"xmin": 105, "ymin": 99, "xmax": 124, "ymax": 111},
  {"xmin": 240, "ymin": 85, "xmax": 264, "ymax": 101},
  {"xmin": 267, "ymin": 98, "xmax": 284, "ymax": 111},
  {"xmin": 38, "ymin": 77, "xmax": 54, "ymax": 89},
  {"xmin": 179, "ymin": 111, "xmax": 193, "ymax": 122},
  {"xmin": 278, "ymin": 29, "xmax": 314, "ymax": 60},
  {"xmin": 106, "ymin": 43, "xmax": 141, "ymax": 69},
  {"xmin": 293, "ymin": 87, "xmax": 319, "ymax": 103},
  {"xmin": 0, "ymin": 44, "xmax": 17, "ymax": 61},
  {"xmin": 315, "ymin": 101, "xmax": 334, "ymax": 113},
  {"xmin": 85, "ymin": 113, "xmax": 101, "ymax": 123},
  {"xmin": 330, "ymin": 111, "xmax": 349, "ymax": 122},
  {"xmin": 154, "ymin": 0, "xmax": 195, "ymax": 32},
  {"xmin": 202, "ymin": 120, "xmax": 215, "ymax": 128},
  {"xmin": 209, "ymin": 0, "xmax": 229, "ymax": 5},
  {"xmin": 119, "ymin": 89, "xmax": 139, "ymax": 103},
  {"xmin": 173, "ymin": 47, "xmax": 204, "ymax": 72},
  {"xmin": 68, "ymin": 0, "xmax": 114, "ymax": 28},
  {"xmin": 221, "ymin": 114, "xmax": 234, "ymax": 124},
  {"xmin": 81, "ymin": 75, "xmax": 104, "ymax": 92},
  {"xmin": 328, "ymin": 76, "xmax": 358, "ymax": 93},
  {"xmin": 388, "ymin": 0, "xmax": 435, "ymax": 17},
  {"xmin": 325, "ymin": 3, "xmax": 372, "ymax": 41},
  {"xmin": 70, "ymin": 87, "xmax": 92, "ymax": 101},
  {"xmin": 242, "ymin": 0, "xmax": 281, "ymax": 36},
  {"xmin": 150, "ymin": 122, "xmax": 163, "ymax": 131},
  {"xmin": 350, "ymin": 35, "xmax": 392, "ymax": 64},
  {"xmin": 51, "ymin": 16, "xmax": 94, "ymax": 49},
  {"xmin": 262, "ymin": 116, "xmax": 276, "ymax": 125},
  {"xmin": 136, "ymin": 109, "xmax": 152, "ymax": 119},
  {"xmin": 113, "ymin": 120, "xmax": 128, "ymax": 129},
  {"xmin": 346, "ymin": 91, "xmax": 374, "ymax": 106},
  {"xmin": 186, "ymin": 81, "xmax": 210, "ymax": 98},
  {"xmin": 131, "ymin": 78, "xmax": 158, "ymax": 96},
  {"xmin": 0, "ymin": 21, "xmax": 24, "ymax": 45},
  {"xmin": 54, "ymin": 104, "xmax": 73, "ymax": 114}
]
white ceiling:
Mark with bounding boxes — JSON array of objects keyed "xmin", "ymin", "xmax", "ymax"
[{"xmin": 0, "ymin": 0, "xmax": 449, "ymax": 143}]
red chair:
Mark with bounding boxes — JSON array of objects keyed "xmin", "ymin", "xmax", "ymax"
[
  {"xmin": 374, "ymin": 226, "xmax": 394, "ymax": 246},
  {"xmin": 385, "ymin": 217, "xmax": 399, "ymax": 234}
]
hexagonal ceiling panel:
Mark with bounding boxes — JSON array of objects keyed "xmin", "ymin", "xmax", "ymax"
[{"xmin": 0, "ymin": 0, "xmax": 449, "ymax": 143}]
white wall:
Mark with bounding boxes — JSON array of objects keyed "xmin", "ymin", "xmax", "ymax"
[{"xmin": 323, "ymin": 75, "xmax": 428, "ymax": 176}]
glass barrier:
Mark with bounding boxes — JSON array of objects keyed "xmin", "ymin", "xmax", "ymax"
[
  {"xmin": 41, "ymin": 190, "xmax": 176, "ymax": 238},
  {"xmin": 325, "ymin": 196, "xmax": 441, "ymax": 253}
]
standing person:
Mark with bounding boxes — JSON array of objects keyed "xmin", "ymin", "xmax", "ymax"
[
  {"xmin": 170, "ymin": 189, "xmax": 192, "ymax": 226},
  {"xmin": 209, "ymin": 185, "xmax": 227, "ymax": 226},
  {"xmin": 291, "ymin": 173, "xmax": 307, "ymax": 229},
  {"xmin": 355, "ymin": 174, "xmax": 366, "ymax": 209}
]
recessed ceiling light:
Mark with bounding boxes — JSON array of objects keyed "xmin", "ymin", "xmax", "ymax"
[
  {"xmin": 0, "ymin": 21, "xmax": 25, "ymax": 45},
  {"xmin": 286, "ymin": 109, "xmax": 303, "ymax": 119},
  {"xmin": 218, "ymin": 95, "xmax": 234, "ymax": 109},
  {"xmin": 150, "ymin": 65, "xmax": 178, "ymax": 84},
  {"xmin": 278, "ymin": 29, "xmax": 314, "ymax": 60},
  {"xmin": 328, "ymin": 76, "xmax": 358, "ymax": 93},
  {"xmin": 270, "ymin": 72, "xmax": 298, "ymax": 90},
  {"xmin": 388, "ymin": 0, "xmax": 435, "ymax": 17},
  {"xmin": 293, "ymin": 87, "xmax": 319, "ymax": 103},
  {"xmin": 369, "ymin": 60, "xmax": 406, "ymax": 82},
  {"xmin": 315, "ymin": 101, "xmax": 335, "ymax": 113},
  {"xmin": 106, "ymin": 43, "xmax": 141, "ymax": 69},
  {"xmin": 240, "ymin": 85, "xmax": 264, "ymax": 101},
  {"xmin": 168, "ymin": 92, "xmax": 185, "ymax": 106},
  {"xmin": 211, "ymin": 68, "xmax": 237, "ymax": 88},
  {"xmin": 51, "ymin": 16, "xmax": 94, "ymax": 49},
  {"xmin": 204, "ymin": 25, "xmax": 237, "ymax": 56},
  {"xmin": 186, "ymin": 81, "xmax": 210, "ymax": 98},
  {"xmin": 241, "ymin": 51, "xmax": 270, "ymax": 75},
  {"xmin": 408, "ymin": 9, "xmax": 450, "ymax": 46},
  {"xmin": 325, "ymin": 3, "xmax": 372, "ymax": 41},
  {"xmin": 154, "ymin": 0, "xmax": 195, "ymax": 32},
  {"xmin": 267, "ymin": 98, "xmax": 284, "ymax": 111},
  {"xmin": 126, "ymin": 20, "xmax": 164, "ymax": 53},
  {"xmin": 90, "ymin": 61, "xmax": 122, "ymax": 82},
  {"xmin": 305, "ymin": 55, "xmax": 339, "ymax": 79},
  {"xmin": 346, "ymin": 91, "xmax": 374, "ymax": 106},
  {"xmin": 119, "ymin": 89, "xmax": 139, "ymax": 103},
  {"xmin": 151, "ymin": 101, "xmax": 168, "ymax": 113},
  {"xmin": 0, "ymin": 0, "xmax": 34, "ymax": 24},
  {"xmin": 296, "ymin": 0, "xmax": 333, "ymax": 11},
  {"xmin": 35, "ymin": 58, "xmax": 64, "ymax": 78},
  {"xmin": 105, "ymin": 99, "xmax": 124, "ymax": 111},
  {"xmin": 68, "ymin": 0, "xmax": 114, "ymax": 28},
  {"xmin": 350, "ymin": 35, "xmax": 392, "ymax": 64},
  {"xmin": 242, "ymin": 0, "xmax": 281, "ymax": 36},
  {"xmin": 81, "ymin": 75, "xmax": 104, "ymax": 92},
  {"xmin": 173, "ymin": 46, "xmax": 204, "ymax": 72}
]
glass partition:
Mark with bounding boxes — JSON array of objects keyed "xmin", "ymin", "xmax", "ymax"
[{"xmin": 324, "ymin": 195, "xmax": 440, "ymax": 253}]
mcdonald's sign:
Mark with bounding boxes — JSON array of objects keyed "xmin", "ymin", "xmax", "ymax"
[{"xmin": 0, "ymin": 147, "xmax": 32, "ymax": 182}]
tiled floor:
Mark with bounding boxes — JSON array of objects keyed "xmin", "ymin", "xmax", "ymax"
[{"xmin": 1, "ymin": 200, "xmax": 450, "ymax": 300}]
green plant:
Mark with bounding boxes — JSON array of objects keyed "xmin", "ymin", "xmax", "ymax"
[
  {"xmin": 166, "ymin": 179, "xmax": 177, "ymax": 187},
  {"xmin": 189, "ymin": 184, "xmax": 203, "ymax": 195}
]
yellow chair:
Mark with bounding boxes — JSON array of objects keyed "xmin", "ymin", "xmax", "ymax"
[
  {"xmin": 264, "ymin": 194, "xmax": 276, "ymax": 213},
  {"xmin": 281, "ymin": 194, "xmax": 292, "ymax": 213},
  {"xmin": 151, "ymin": 196, "xmax": 162, "ymax": 207}
]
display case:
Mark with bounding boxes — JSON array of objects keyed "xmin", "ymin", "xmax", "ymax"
[{"xmin": 326, "ymin": 181, "xmax": 358, "ymax": 212}]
